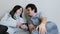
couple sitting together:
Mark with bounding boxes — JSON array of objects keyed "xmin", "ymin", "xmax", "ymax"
[{"xmin": 0, "ymin": 4, "xmax": 58, "ymax": 34}]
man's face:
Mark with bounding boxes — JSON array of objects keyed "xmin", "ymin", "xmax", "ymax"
[{"xmin": 26, "ymin": 7, "xmax": 35, "ymax": 16}]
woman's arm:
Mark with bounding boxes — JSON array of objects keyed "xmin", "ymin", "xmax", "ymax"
[{"xmin": 0, "ymin": 13, "xmax": 17, "ymax": 27}]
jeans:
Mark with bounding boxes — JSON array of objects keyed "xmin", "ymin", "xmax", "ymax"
[{"xmin": 31, "ymin": 21, "xmax": 59, "ymax": 34}]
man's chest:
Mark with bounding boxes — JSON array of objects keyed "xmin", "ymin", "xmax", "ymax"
[{"xmin": 30, "ymin": 16, "xmax": 41, "ymax": 26}]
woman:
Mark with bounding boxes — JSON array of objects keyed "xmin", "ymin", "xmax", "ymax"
[{"xmin": 0, "ymin": 5, "xmax": 29, "ymax": 34}]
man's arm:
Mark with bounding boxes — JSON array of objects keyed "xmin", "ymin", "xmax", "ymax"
[
  {"xmin": 40, "ymin": 17, "xmax": 46, "ymax": 24},
  {"xmin": 36, "ymin": 17, "xmax": 46, "ymax": 34}
]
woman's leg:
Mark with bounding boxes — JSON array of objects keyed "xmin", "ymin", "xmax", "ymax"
[{"xmin": 0, "ymin": 25, "xmax": 8, "ymax": 34}]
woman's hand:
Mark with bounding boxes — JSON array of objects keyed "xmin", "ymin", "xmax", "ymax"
[
  {"xmin": 20, "ymin": 25, "xmax": 28, "ymax": 30},
  {"xmin": 16, "ymin": 22, "xmax": 22, "ymax": 28},
  {"xmin": 36, "ymin": 23, "xmax": 46, "ymax": 34}
]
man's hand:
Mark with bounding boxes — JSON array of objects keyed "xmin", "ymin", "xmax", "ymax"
[
  {"xmin": 36, "ymin": 23, "xmax": 46, "ymax": 34},
  {"xmin": 29, "ymin": 24, "xmax": 35, "ymax": 32}
]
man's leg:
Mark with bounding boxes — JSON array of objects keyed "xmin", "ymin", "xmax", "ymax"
[
  {"xmin": 31, "ymin": 29, "xmax": 39, "ymax": 34},
  {"xmin": 45, "ymin": 21, "xmax": 58, "ymax": 34},
  {"xmin": 31, "ymin": 21, "xmax": 58, "ymax": 34}
]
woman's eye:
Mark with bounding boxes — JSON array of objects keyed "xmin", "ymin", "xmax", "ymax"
[{"xmin": 20, "ymin": 10, "xmax": 22, "ymax": 11}]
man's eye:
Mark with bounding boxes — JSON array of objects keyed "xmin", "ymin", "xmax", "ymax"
[{"xmin": 27, "ymin": 10, "xmax": 30, "ymax": 11}]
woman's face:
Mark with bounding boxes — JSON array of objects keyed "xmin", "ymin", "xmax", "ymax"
[{"xmin": 16, "ymin": 8, "xmax": 22, "ymax": 16}]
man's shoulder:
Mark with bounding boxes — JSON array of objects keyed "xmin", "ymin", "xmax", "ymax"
[{"xmin": 34, "ymin": 12, "xmax": 41, "ymax": 18}]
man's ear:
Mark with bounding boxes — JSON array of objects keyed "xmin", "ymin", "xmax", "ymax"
[{"xmin": 32, "ymin": 9, "xmax": 35, "ymax": 13}]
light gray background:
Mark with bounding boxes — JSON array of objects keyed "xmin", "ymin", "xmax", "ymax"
[{"xmin": 0, "ymin": 0, "xmax": 60, "ymax": 33}]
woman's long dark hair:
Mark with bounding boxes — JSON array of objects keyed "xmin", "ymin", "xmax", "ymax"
[{"xmin": 9, "ymin": 5, "xmax": 23, "ymax": 19}]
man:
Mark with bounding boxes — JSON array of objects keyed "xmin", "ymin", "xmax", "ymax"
[{"xmin": 25, "ymin": 4, "xmax": 58, "ymax": 34}]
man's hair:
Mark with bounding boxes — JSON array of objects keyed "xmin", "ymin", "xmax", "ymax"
[{"xmin": 25, "ymin": 4, "xmax": 37, "ymax": 13}]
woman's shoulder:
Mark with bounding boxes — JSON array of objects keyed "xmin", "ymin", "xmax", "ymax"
[
  {"xmin": 0, "ymin": 12, "xmax": 12, "ymax": 21},
  {"xmin": 19, "ymin": 17, "xmax": 25, "ymax": 23},
  {"xmin": 19, "ymin": 17, "xmax": 24, "ymax": 20},
  {"xmin": 4, "ymin": 12, "xmax": 11, "ymax": 17}
]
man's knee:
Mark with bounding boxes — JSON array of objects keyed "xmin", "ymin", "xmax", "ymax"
[
  {"xmin": 46, "ymin": 21, "xmax": 58, "ymax": 30},
  {"xmin": 46, "ymin": 21, "xmax": 58, "ymax": 34}
]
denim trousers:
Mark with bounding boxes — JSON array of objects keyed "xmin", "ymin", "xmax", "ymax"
[{"xmin": 31, "ymin": 21, "xmax": 59, "ymax": 34}]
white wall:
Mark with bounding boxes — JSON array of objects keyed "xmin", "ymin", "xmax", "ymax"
[{"xmin": 0, "ymin": 0, "xmax": 60, "ymax": 33}]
